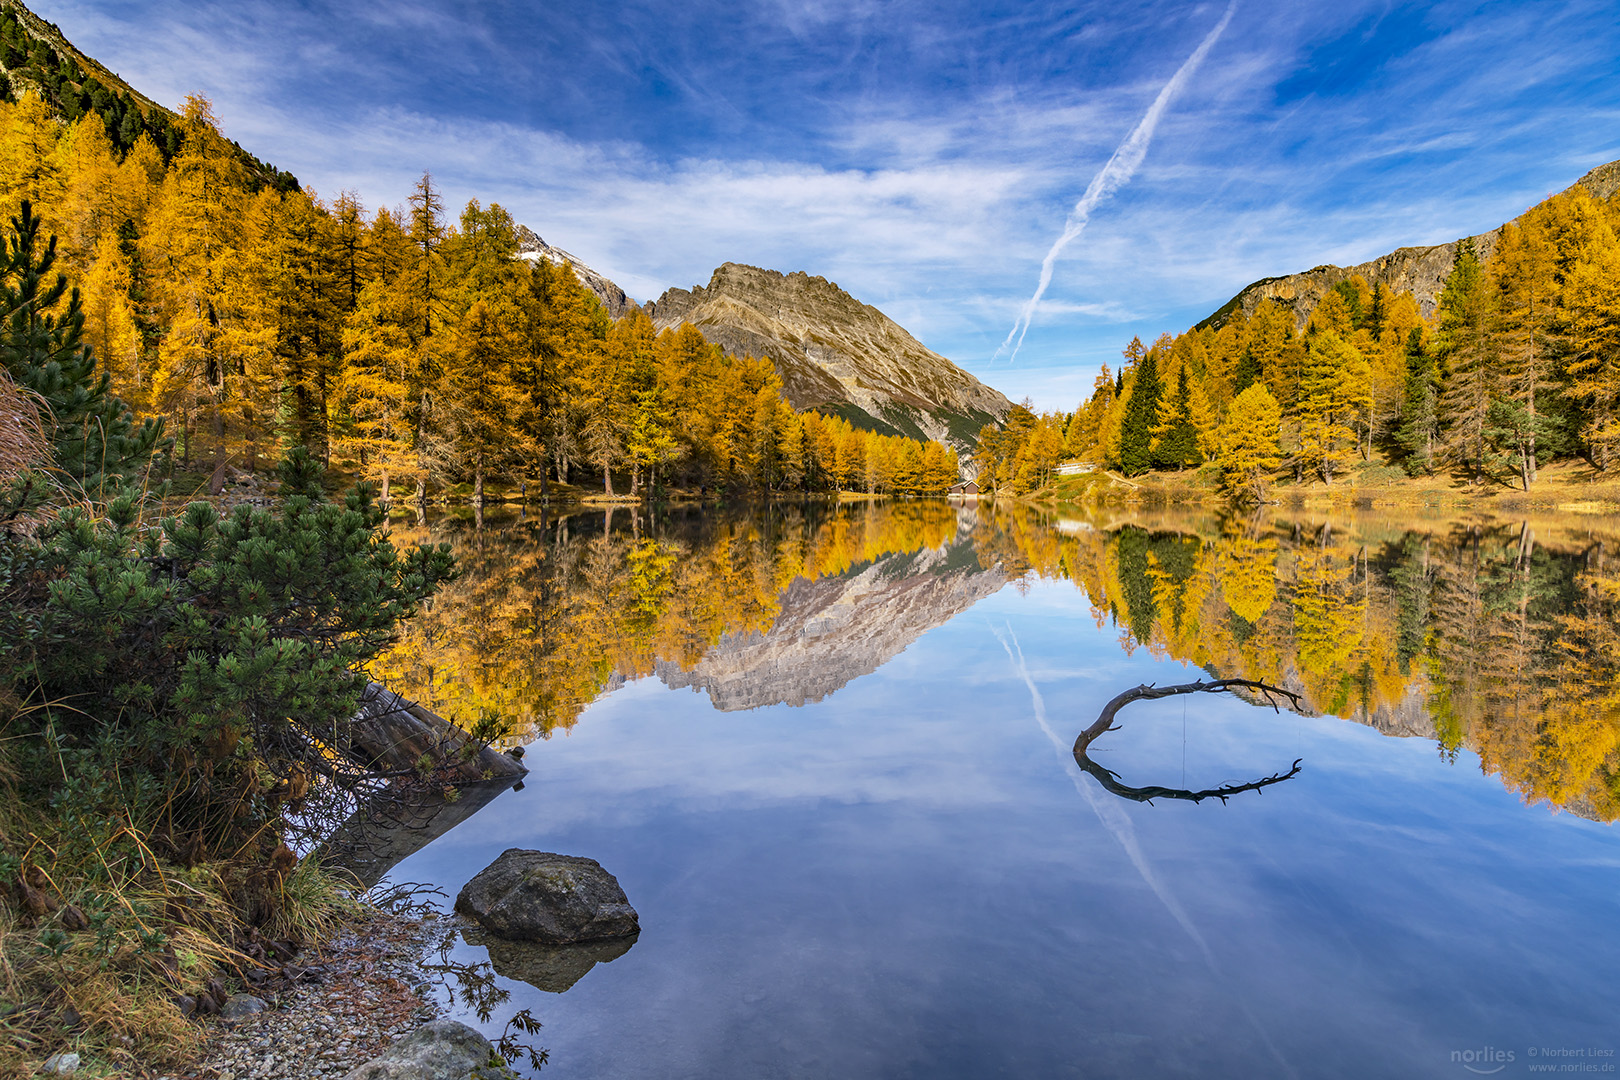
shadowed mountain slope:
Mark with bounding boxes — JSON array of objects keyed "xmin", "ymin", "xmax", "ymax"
[{"xmin": 647, "ymin": 263, "xmax": 1012, "ymax": 451}]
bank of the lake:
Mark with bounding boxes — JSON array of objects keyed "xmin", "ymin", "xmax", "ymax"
[
  {"xmin": 1021, "ymin": 456, "xmax": 1620, "ymax": 516},
  {"xmin": 180, "ymin": 909, "xmax": 442, "ymax": 1080}
]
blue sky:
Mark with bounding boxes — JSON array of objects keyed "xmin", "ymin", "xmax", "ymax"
[{"xmin": 39, "ymin": 0, "xmax": 1620, "ymax": 409}]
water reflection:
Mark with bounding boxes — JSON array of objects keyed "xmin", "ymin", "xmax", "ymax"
[
  {"xmin": 371, "ymin": 500, "xmax": 990, "ymax": 736},
  {"xmin": 992, "ymin": 507, "xmax": 1620, "ymax": 822},
  {"xmin": 369, "ymin": 500, "xmax": 1620, "ymax": 822},
  {"xmin": 1072, "ymin": 678, "xmax": 1304, "ymax": 805},
  {"xmin": 466, "ymin": 929, "xmax": 639, "ymax": 994}
]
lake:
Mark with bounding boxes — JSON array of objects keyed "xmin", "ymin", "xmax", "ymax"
[{"xmin": 362, "ymin": 500, "xmax": 1620, "ymax": 1079}]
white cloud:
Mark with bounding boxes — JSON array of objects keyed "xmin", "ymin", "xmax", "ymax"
[{"xmin": 37, "ymin": 0, "xmax": 1620, "ymax": 412}]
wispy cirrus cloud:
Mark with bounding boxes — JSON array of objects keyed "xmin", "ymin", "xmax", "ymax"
[{"xmin": 34, "ymin": 0, "xmax": 1620, "ymax": 409}]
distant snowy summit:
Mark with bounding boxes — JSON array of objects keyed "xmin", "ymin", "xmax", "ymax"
[{"xmin": 514, "ymin": 225, "xmax": 638, "ymax": 319}]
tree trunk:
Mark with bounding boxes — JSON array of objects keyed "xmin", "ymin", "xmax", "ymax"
[
  {"xmin": 211, "ymin": 400, "xmax": 226, "ymax": 483},
  {"xmin": 348, "ymin": 682, "xmax": 526, "ymax": 784},
  {"xmin": 1527, "ymin": 394, "xmax": 1538, "ymax": 484}
]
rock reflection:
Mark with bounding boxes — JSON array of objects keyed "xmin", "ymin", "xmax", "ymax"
[
  {"xmin": 465, "ymin": 928, "xmax": 639, "ymax": 993},
  {"xmin": 370, "ymin": 501, "xmax": 995, "ymax": 736}
]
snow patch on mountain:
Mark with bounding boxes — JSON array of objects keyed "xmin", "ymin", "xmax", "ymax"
[{"xmin": 514, "ymin": 225, "xmax": 637, "ymax": 318}]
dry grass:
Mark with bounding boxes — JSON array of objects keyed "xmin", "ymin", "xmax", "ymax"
[
  {"xmin": 0, "ymin": 371, "xmax": 47, "ymax": 486},
  {"xmin": 1072, "ymin": 454, "xmax": 1620, "ymax": 518},
  {"xmin": 0, "ymin": 749, "xmax": 361, "ymax": 1079},
  {"xmin": 0, "ymin": 371, "xmax": 57, "ymax": 536}
]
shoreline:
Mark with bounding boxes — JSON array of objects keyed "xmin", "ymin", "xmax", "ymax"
[
  {"xmin": 1011, "ymin": 462, "xmax": 1620, "ymax": 518},
  {"xmin": 160, "ymin": 909, "xmax": 446, "ymax": 1080}
]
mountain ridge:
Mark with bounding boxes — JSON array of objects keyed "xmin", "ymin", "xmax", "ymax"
[
  {"xmin": 513, "ymin": 224, "xmax": 637, "ymax": 319},
  {"xmin": 1202, "ymin": 157, "xmax": 1620, "ymax": 331},
  {"xmin": 0, "ymin": 0, "xmax": 298, "ymax": 190},
  {"xmin": 647, "ymin": 262, "xmax": 1011, "ymax": 450}
]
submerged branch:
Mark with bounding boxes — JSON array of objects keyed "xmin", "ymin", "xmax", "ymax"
[
  {"xmin": 1075, "ymin": 753, "xmax": 1303, "ymax": 805},
  {"xmin": 1074, "ymin": 678, "xmax": 1305, "ymax": 805}
]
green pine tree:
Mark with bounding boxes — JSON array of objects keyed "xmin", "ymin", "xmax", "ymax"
[
  {"xmin": 1118, "ymin": 351, "xmax": 1162, "ymax": 476},
  {"xmin": 0, "ymin": 201, "xmax": 164, "ymax": 496},
  {"xmin": 0, "ymin": 449, "xmax": 459, "ymax": 841},
  {"xmin": 1232, "ymin": 347, "xmax": 1262, "ymax": 396},
  {"xmin": 1395, "ymin": 327, "xmax": 1439, "ymax": 475},
  {"xmin": 1153, "ymin": 366, "xmax": 1200, "ymax": 469},
  {"xmin": 1435, "ymin": 240, "xmax": 1497, "ymax": 483}
]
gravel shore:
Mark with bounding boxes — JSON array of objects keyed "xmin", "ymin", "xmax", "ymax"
[{"xmin": 160, "ymin": 910, "xmax": 449, "ymax": 1080}]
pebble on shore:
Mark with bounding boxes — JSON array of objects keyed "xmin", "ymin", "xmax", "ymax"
[{"xmin": 152, "ymin": 910, "xmax": 447, "ymax": 1080}]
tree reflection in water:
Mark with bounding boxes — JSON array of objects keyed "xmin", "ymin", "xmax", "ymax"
[{"xmin": 369, "ymin": 500, "xmax": 1620, "ymax": 822}]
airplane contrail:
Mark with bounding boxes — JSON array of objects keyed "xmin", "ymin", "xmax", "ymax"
[{"xmin": 999, "ymin": 2, "xmax": 1237, "ymax": 361}]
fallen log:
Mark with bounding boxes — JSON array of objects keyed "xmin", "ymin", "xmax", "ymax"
[{"xmin": 348, "ymin": 682, "xmax": 527, "ymax": 785}]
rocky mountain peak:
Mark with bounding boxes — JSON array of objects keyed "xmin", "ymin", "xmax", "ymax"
[{"xmin": 647, "ymin": 263, "xmax": 1010, "ymax": 451}]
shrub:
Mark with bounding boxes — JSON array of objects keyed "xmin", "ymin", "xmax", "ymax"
[{"xmin": 0, "ymin": 449, "xmax": 455, "ymax": 857}]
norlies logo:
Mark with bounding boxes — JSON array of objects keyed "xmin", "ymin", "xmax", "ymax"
[{"xmin": 1454, "ymin": 1047, "xmax": 1516, "ymax": 1074}]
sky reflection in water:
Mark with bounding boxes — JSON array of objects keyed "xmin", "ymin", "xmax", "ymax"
[{"xmin": 383, "ymin": 507, "xmax": 1620, "ymax": 1079}]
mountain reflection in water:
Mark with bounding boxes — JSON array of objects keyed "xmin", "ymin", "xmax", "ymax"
[{"xmin": 371, "ymin": 501, "xmax": 1620, "ymax": 822}]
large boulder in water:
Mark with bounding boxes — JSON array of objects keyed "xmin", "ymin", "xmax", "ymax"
[{"xmin": 455, "ymin": 850, "xmax": 639, "ymax": 944}]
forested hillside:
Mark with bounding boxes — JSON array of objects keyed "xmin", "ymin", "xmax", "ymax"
[
  {"xmin": 0, "ymin": 87, "xmax": 961, "ymax": 502},
  {"xmin": 978, "ymin": 182, "xmax": 1620, "ymax": 497},
  {"xmin": 0, "ymin": 1, "xmax": 297, "ymax": 190}
]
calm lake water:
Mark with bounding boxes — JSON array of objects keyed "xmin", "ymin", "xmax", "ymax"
[{"xmin": 365, "ymin": 501, "xmax": 1620, "ymax": 1079}]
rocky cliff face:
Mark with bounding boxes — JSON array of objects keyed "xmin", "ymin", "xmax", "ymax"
[
  {"xmin": 514, "ymin": 225, "xmax": 637, "ymax": 319},
  {"xmin": 1204, "ymin": 158, "xmax": 1620, "ymax": 331},
  {"xmin": 646, "ymin": 263, "xmax": 1012, "ymax": 452},
  {"xmin": 655, "ymin": 512, "xmax": 1005, "ymax": 710}
]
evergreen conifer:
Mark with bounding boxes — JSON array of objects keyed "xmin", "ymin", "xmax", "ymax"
[
  {"xmin": 1232, "ymin": 347, "xmax": 1261, "ymax": 396},
  {"xmin": 1394, "ymin": 327, "xmax": 1439, "ymax": 474},
  {"xmin": 0, "ymin": 201, "xmax": 163, "ymax": 495},
  {"xmin": 1153, "ymin": 366, "xmax": 1201, "ymax": 469},
  {"xmin": 1118, "ymin": 351, "xmax": 1162, "ymax": 476}
]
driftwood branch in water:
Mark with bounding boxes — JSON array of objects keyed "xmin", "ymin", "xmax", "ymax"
[
  {"xmin": 1073, "ymin": 678, "xmax": 1305, "ymax": 805},
  {"xmin": 1074, "ymin": 753, "xmax": 1303, "ymax": 805}
]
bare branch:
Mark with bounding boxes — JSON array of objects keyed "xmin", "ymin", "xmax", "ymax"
[
  {"xmin": 1073, "ymin": 678, "xmax": 1305, "ymax": 805},
  {"xmin": 1075, "ymin": 754, "xmax": 1303, "ymax": 805},
  {"xmin": 1074, "ymin": 678, "xmax": 1303, "ymax": 755}
]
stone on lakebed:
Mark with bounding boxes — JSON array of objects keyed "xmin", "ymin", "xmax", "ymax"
[{"xmin": 454, "ymin": 850, "xmax": 639, "ymax": 944}]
